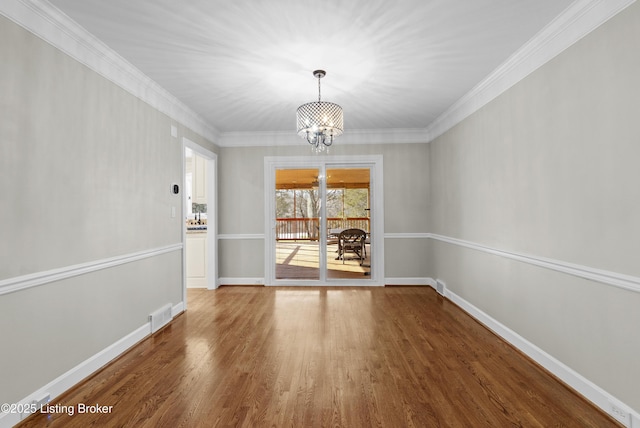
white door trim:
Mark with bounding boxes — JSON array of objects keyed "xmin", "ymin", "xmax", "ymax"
[
  {"xmin": 264, "ymin": 155, "xmax": 385, "ymax": 286},
  {"xmin": 182, "ymin": 138, "xmax": 218, "ymax": 308}
]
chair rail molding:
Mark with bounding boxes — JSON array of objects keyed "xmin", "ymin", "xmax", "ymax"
[
  {"xmin": 429, "ymin": 234, "xmax": 640, "ymax": 294},
  {"xmin": 218, "ymin": 234, "xmax": 265, "ymax": 240},
  {"xmin": 0, "ymin": 244, "xmax": 183, "ymax": 296}
]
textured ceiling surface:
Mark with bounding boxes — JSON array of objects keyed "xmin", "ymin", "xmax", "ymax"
[{"xmin": 48, "ymin": 0, "xmax": 573, "ymax": 135}]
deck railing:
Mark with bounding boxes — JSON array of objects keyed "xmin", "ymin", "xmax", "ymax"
[{"xmin": 276, "ymin": 217, "xmax": 370, "ymax": 241}]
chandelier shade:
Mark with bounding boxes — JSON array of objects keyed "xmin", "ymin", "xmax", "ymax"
[{"xmin": 296, "ymin": 70, "xmax": 343, "ymax": 150}]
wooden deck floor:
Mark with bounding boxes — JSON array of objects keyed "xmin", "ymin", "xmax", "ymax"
[
  {"xmin": 18, "ymin": 287, "xmax": 619, "ymax": 427},
  {"xmin": 276, "ymin": 241, "xmax": 371, "ymax": 280}
]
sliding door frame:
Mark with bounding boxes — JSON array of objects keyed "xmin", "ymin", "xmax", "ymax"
[{"xmin": 264, "ymin": 155, "xmax": 384, "ymax": 286}]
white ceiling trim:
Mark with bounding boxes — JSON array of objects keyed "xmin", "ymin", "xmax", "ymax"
[
  {"xmin": 215, "ymin": 0, "xmax": 637, "ymax": 147},
  {"xmin": 425, "ymin": 0, "xmax": 637, "ymax": 143},
  {"xmin": 218, "ymin": 128, "xmax": 428, "ymax": 147},
  {"xmin": 0, "ymin": 0, "xmax": 221, "ymax": 144},
  {"xmin": 1, "ymin": 0, "xmax": 634, "ymax": 148}
]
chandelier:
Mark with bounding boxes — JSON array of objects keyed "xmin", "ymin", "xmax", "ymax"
[{"xmin": 296, "ymin": 70, "xmax": 343, "ymax": 151}]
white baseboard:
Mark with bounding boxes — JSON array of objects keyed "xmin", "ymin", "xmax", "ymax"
[
  {"xmin": 437, "ymin": 282, "xmax": 639, "ymax": 427},
  {"xmin": 172, "ymin": 301, "xmax": 184, "ymax": 317},
  {"xmin": 0, "ymin": 301, "xmax": 184, "ymax": 428},
  {"xmin": 385, "ymin": 277, "xmax": 432, "ymax": 286},
  {"xmin": 219, "ymin": 277, "xmax": 264, "ymax": 286},
  {"xmin": 4, "ymin": 285, "xmax": 637, "ymax": 426},
  {"xmin": 219, "ymin": 277, "xmax": 435, "ymax": 287}
]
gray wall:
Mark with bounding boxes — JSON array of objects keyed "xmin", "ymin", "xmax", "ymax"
[
  {"xmin": 0, "ymin": 15, "xmax": 213, "ymax": 404},
  {"xmin": 428, "ymin": 2, "xmax": 640, "ymax": 411},
  {"xmin": 3, "ymin": 0, "xmax": 637, "ymax": 416},
  {"xmin": 218, "ymin": 143, "xmax": 430, "ymax": 279}
]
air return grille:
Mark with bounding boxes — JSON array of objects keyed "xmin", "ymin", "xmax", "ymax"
[{"xmin": 149, "ymin": 303, "xmax": 173, "ymax": 333}]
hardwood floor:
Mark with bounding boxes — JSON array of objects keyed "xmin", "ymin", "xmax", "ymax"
[{"xmin": 18, "ymin": 287, "xmax": 619, "ymax": 427}]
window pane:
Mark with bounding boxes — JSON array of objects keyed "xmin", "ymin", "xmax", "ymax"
[
  {"xmin": 344, "ymin": 188, "xmax": 369, "ymax": 223},
  {"xmin": 276, "ymin": 190, "xmax": 294, "ymax": 218}
]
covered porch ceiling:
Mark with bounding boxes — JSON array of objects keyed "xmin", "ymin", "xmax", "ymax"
[{"xmin": 276, "ymin": 168, "xmax": 370, "ymax": 189}]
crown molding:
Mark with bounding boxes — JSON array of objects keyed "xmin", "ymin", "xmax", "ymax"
[
  {"xmin": 1, "ymin": 0, "xmax": 634, "ymax": 147},
  {"xmin": 219, "ymin": 0, "xmax": 635, "ymax": 147},
  {"xmin": 217, "ymin": 130, "xmax": 298, "ymax": 147},
  {"xmin": 339, "ymin": 128, "xmax": 429, "ymax": 145},
  {"xmin": 425, "ymin": 0, "xmax": 637, "ymax": 143},
  {"xmin": 0, "ymin": 0, "xmax": 221, "ymax": 144},
  {"xmin": 217, "ymin": 128, "xmax": 428, "ymax": 147}
]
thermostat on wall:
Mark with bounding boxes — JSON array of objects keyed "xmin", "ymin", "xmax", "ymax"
[{"xmin": 171, "ymin": 184, "xmax": 180, "ymax": 194}]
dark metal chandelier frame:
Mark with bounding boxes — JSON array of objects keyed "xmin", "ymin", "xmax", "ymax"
[{"xmin": 296, "ymin": 70, "xmax": 343, "ymax": 150}]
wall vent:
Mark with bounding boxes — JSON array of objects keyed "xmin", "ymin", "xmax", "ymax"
[
  {"xmin": 149, "ymin": 303, "xmax": 173, "ymax": 333},
  {"xmin": 436, "ymin": 279, "xmax": 446, "ymax": 296}
]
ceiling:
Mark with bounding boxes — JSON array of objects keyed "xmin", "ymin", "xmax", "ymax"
[
  {"xmin": 48, "ymin": 0, "xmax": 574, "ymax": 139},
  {"xmin": 276, "ymin": 168, "xmax": 370, "ymax": 189}
]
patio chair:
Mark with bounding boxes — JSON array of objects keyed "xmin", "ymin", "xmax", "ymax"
[{"xmin": 337, "ymin": 228, "xmax": 367, "ymax": 264}]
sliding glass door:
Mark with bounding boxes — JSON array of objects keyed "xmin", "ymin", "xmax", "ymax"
[
  {"xmin": 267, "ymin": 157, "xmax": 381, "ymax": 285},
  {"xmin": 325, "ymin": 167, "xmax": 371, "ymax": 279},
  {"xmin": 274, "ymin": 168, "xmax": 321, "ymax": 280}
]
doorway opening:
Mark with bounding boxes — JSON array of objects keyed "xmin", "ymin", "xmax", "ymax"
[
  {"xmin": 275, "ymin": 168, "xmax": 371, "ymax": 279},
  {"xmin": 182, "ymin": 139, "xmax": 217, "ymax": 308},
  {"xmin": 185, "ymin": 148, "xmax": 209, "ymax": 288},
  {"xmin": 265, "ymin": 156, "xmax": 384, "ymax": 286}
]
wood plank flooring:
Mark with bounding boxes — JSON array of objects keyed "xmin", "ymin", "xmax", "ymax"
[
  {"xmin": 276, "ymin": 242, "xmax": 371, "ymax": 279},
  {"xmin": 18, "ymin": 287, "xmax": 619, "ymax": 427}
]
